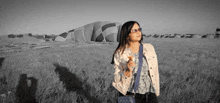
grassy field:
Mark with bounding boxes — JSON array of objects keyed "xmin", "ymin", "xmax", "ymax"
[{"xmin": 0, "ymin": 37, "xmax": 220, "ymax": 103}]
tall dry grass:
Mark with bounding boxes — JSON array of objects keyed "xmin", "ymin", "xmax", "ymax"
[{"xmin": 0, "ymin": 38, "xmax": 219, "ymax": 103}]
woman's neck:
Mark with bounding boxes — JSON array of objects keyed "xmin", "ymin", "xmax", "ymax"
[{"xmin": 128, "ymin": 41, "xmax": 140, "ymax": 49}]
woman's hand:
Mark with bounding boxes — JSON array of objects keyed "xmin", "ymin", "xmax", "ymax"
[{"xmin": 124, "ymin": 57, "xmax": 136, "ymax": 77}]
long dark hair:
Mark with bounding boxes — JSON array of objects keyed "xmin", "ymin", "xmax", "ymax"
[{"xmin": 111, "ymin": 21, "xmax": 143, "ymax": 64}]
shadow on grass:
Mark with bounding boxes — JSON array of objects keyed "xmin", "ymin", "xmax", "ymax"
[
  {"xmin": 15, "ymin": 74, "xmax": 38, "ymax": 103},
  {"xmin": 0, "ymin": 57, "xmax": 5, "ymax": 68},
  {"xmin": 53, "ymin": 63, "xmax": 101, "ymax": 103}
]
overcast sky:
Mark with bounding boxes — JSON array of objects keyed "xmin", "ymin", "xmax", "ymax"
[{"xmin": 0, "ymin": 0, "xmax": 219, "ymax": 35}]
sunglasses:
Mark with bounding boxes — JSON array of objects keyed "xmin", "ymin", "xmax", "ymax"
[{"xmin": 131, "ymin": 28, "xmax": 142, "ymax": 33}]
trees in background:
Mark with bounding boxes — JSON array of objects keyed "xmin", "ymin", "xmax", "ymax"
[
  {"xmin": 215, "ymin": 28, "xmax": 220, "ymax": 38},
  {"xmin": 16, "ymin": 34, "xmax": 24, "ymax": 38},
  {"xmin": 8, "ymin": 34, "xmax": 16, "ymax": 38},
  {"xmin": 8, "ymin": 34, "xmax": 24, "ymax": 38},
  {"xmin": 28, "ymin": 33, "xmax": 32, "ymax": 37}
]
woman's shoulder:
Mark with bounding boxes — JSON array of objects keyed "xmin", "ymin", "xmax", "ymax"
[
  {"xmin": 114, "ymin": 48, "xmax": 123, "ymax": 57},
  {"xmin": 142, "ymin": 43, "xmax": 157, "ymax": 56},
  {"xmin": 142, "ymin": 43, "xmax": 155, "ymax": 49},
  {"xmin": 114, "ymin": 48, "xmax": 129, "ymax": 59}
]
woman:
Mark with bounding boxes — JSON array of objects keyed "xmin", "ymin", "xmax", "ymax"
[{"xmin": 111, "ymin": 21, "xmax": 159, "ymax": 103}]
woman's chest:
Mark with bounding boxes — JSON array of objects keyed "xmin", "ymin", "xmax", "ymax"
[{"xmin": 133, "ymin": 55, "xmax": 149, "ymax": 73}]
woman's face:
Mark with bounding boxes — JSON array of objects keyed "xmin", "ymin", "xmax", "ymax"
[{"xmin": 127, "ymin": 23, "xmax": 142, "ymax": 42}]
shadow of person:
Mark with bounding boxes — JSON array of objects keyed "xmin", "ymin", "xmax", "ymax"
[
  {"xmin": 27, "ymin": 77, "xmax": 38, "ymax": 103},
  {"xmin": 53, "ymin": 63, "xmax": 101, "ymax": 103},
  {"xmin": 0, "ymin": 57, "xmax": 5, "ymax": 68},
  {"xmin": 15, "ymin": 74, "xmax": 38, "ymax": 103}
]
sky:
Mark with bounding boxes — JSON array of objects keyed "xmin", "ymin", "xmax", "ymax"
[{"xmin": 0, "ymin": 0, "xmax": 220, "ymax": 35}]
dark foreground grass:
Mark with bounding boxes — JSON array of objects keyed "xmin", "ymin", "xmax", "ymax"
[{"xmin": 0, "ymin": 38, "xmax": 220, "ymax": 103}]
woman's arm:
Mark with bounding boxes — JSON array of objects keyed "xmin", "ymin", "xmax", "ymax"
[
  {"xmin": 152, "ymin": 44, "xmax": 160, "ymax": 96},
  {"xmin": 113, "ymin": 51, "xmax": 132, "ymax": 83},
  {"xmin": 149, "ymin": 43, "xmax": 160, "ymax": 96},
  {"xmin": 112, "ymin": 50, "xmax": 133, "ymax": 95},
  {"xmin": 155, "ymin": 61, "xmax": 160, "ymax": 96}
]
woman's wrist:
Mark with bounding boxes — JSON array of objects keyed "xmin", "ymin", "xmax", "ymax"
[
  {"xmin": 124, "ymin": 71, "xmax": 131, "ymax": 77},
  {"xmin": 125, "ymin": 68, "xmax": 130, "ymax": 72},
  {"xmin": 124, "ymin": 68, "xmax": 132, "ymax": 77}
]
